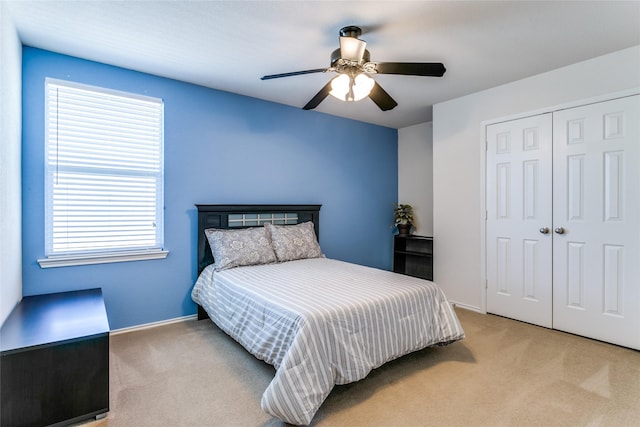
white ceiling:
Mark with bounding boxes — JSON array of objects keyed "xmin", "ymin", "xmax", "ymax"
[{"xmin": 6, "ymin": 1, "xmax": 640, "ymax": 129}]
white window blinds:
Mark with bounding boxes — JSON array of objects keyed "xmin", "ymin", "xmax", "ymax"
[{"xmin": 44, "ymin": 79, "xmax": 164, "ymax": 259}]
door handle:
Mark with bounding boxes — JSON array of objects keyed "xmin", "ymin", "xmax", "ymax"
[
  {"xmin": 554, "ymin": 227, "xmax": 565, "ymax": 234},
  {"xmin": 539, "ymin": 227, "xmax": 549, "ymax": 234}
]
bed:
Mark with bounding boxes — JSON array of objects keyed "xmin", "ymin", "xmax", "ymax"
[{"xmin": 191, "ymin": 204, "xmax": 464, "ymax": 425}]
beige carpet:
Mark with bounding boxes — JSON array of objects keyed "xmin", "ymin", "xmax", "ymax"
[{"xmin": 83, "ymin": 308, "xmax": 640, "ymax": 426}]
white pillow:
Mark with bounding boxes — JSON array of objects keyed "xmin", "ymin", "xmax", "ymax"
[
  {"xmin": 264, "ymin": 221, "xmax": 323, "ymax": 262},
  {"xmin": 205, "ymin": 227, "xmax": 277, "ymax": 271}
]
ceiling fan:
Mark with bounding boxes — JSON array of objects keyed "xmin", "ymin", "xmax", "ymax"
[{"xmin": 261, "ymin": 26, "xmax": 446, "ymax": 111}]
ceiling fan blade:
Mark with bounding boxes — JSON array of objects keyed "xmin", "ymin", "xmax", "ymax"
[
  {"xmin": 261, "ymin": 68, "xmax": 328, "ymax": 80},
  {"xmin": 369, "ymin": 81, "xmax": 398, "ymax": 111},
  {"xmin": 372, "ymin": 62, "xmax": 446, "ymax": 77},
  {"xmin": 303, "ymin": 81, "xmax": 333, "ymax": 110}
]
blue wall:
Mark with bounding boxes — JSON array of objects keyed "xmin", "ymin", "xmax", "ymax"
[{"xmin": 21, "ymin": 47, "xmax": 398, "ymax": 329}]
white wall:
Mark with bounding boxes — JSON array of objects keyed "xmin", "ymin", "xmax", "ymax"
[
  {"xmin": 398, "ymin": 122, "xmax": 433, "ymax": 236},
  {"xmin": 0, "ymin": 3, "xmax": 23, "ymax": 326},
  {"xmin": 433, "ymin": 45, "xmax": 640, "ymax": 311}
]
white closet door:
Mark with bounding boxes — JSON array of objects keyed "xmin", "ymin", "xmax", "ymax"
[
  {"xmin": 552, "ymin": 95, "xmax": 640, "ymax": 350},
  {"xmin": 486, "ymin": 114, "xmax": 553, "ymax": 328}
]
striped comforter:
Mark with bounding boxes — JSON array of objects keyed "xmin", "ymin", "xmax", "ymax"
[{"xmin": 191, "ymin": 258, "xmax": 464, "ymax": 425}]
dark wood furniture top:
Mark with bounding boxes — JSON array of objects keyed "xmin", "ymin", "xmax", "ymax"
[{"xmin": 0, "ymin": 288, "xmax": 110, "ymax": 353}]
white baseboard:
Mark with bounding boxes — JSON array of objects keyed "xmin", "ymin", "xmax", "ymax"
[
  {"xmin": 110, "ymin": 302, "xmax": 481, "ymax": 335},
  {"xmin": 110, "ymin": 314, "xmax": 197, "ymax": 336},
  {"xmin": 450, "ymin": 300, "xmax": 485, "ymax": 314}
]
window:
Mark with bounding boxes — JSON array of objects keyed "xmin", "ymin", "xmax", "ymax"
[{"xmin": 38, "ymin": 79, "xmax": 167, "ymax": 268}]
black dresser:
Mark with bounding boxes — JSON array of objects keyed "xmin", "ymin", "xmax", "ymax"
[{"xmin": 0, "ymin": 288, "xmax": 110, "ymax": 427}]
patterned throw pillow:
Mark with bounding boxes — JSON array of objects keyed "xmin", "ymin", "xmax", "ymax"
[
  {"xmin": 205, "ymin": 227, "xmax": 277, "ymax": 271},
  {"xmin": 264, "ymin": 221, "xmax": 323, "ymax": 262}
]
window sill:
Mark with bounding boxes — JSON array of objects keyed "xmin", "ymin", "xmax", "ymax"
[{"xmin": 37, "ymin": 250, "xmax": 169, "ymax": 268}]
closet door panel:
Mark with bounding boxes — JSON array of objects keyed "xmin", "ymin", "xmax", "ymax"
[
  {"xmin": 553, "ymin": 95, "xmax": 640, "ymax": 350},
  {"xmin": 486, "ymin": 114, "xmax": 553, "ymax": 327}
]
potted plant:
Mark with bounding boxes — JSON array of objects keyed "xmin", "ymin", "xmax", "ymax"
[{"xmin": 393, "ymin": 203, "xmax": 414, "ymax": 236}]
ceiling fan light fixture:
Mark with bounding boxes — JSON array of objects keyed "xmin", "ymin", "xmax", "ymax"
[
  {"xmin": 329, "ymin": 73, "xmax": 374, "ymax": 102},
  {"xmin": 339, "ymin": 36, "xmax": 366, "ymax": 62}
]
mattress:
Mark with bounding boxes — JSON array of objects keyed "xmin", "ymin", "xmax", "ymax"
[{"xmin": 192, "ymin": 257, "xmax": 464, "ymax": 425}]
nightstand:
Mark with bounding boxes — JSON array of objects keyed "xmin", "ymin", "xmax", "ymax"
[{"xmin": 393, "ymin": 235, "xmax": 433, "ymax": 280}]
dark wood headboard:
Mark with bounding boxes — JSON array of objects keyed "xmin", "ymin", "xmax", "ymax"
[{"xmin": 195, "ymin": 204, "xmax": 322, "ymax": 275}]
